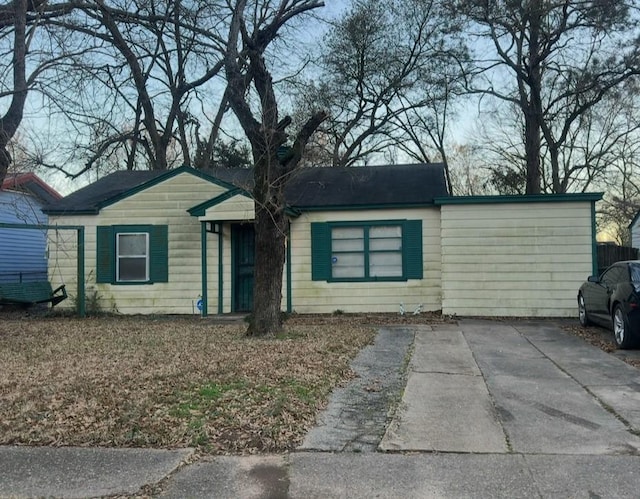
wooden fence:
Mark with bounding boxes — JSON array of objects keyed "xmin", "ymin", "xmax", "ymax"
[{"xmin": 597, "ymin": 245, "xmax": 638, "ymax": 275}]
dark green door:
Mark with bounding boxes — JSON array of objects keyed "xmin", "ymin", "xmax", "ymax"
[{"xmin": 232, "ymin": 224, "xmax": 255, "ymax": 312}]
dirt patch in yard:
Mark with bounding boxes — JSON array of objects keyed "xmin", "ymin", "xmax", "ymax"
[{"xmin": 0, "ymin": 314, "xmax": 385, "ymax": 454}]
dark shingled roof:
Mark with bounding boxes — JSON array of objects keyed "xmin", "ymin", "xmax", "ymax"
[
  {"xmin": 43, "ymin": 170, "xmax": 170, "ymax": 215},
  {"xmin": 284, "ymin": 164, "xmax": 448, "ymax": 209},
  {"xmin": 44, "ymin": 163, "xmax": 449, "ymax": 215}
]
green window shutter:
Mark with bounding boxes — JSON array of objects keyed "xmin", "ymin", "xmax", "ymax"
[
  {"xmin": 96, "ymin": 226, "xmax": 114, "ymax": 283},
  {"xmin": 149, "ymin": 225, "xmax": 169, "ymax": 283},
  {"xmin": 311, "ymin": 222, "xmax": 331, "ymax": 281},
  {"xmin": 403, "ymin": 220, "xmax": 423, "ymax": 279}
]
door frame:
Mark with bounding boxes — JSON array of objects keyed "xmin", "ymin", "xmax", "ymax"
[{"xmin": 231, "ymin": 223, "xmax": 255, "ymax": 313}]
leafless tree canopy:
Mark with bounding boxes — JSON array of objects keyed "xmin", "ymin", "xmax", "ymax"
[
  {"xmin": 298, "ymin": 0, "xmax": 468, "ymax": 181},
  {"xmin": 453, "ymin": 0, "xmax": 640, "ymax": 194}
]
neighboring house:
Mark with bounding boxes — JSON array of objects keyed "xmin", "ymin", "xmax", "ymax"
[
  {"xmin": 43, "ymin": 165, "xmax": 601, "ymax": 317},
  {"xmin": 0, "ymin": 173, "xmax": 62, "ymax": 284},
  {"xmin": 630, "ymin": 211, "xmax": 640, "ymax": 250}
]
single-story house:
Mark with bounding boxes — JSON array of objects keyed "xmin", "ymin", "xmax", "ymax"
[
  {"xmin": 42, "ymin": 164, "xmax": 601, "ymax": 317},
  {"xmin": 0, "ymin": 173, "xmax": 62, "ymax": 283}
]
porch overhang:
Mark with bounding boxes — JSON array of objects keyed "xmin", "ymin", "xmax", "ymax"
[{"xmin": 188, "ymin": 188, "xmax": 255, "ymax": 221}]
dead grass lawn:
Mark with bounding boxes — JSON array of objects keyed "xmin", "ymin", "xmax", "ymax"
[{"xmin": 0, "ymin": 314, "xmax": 381, "ymax": 454}]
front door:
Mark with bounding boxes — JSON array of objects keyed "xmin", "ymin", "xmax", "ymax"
[{"xmin": 232, "ymin": 224, "xmax": 255, "ymax": 312}]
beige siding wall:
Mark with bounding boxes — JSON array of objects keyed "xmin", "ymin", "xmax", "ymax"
[
  {"xmin": 440, "ymin": 202, "xmax": 593, "ymax": 317},
  {"xmin": 49, "ymin": 173, "xmax": 229, "ymax": 315},
  {"xmin": 204, "ymin": 195, "xmax": 254, "ymax": 220},
  {"xmin": 288, "ymin": 208, "xmax": 441, "ymax": 314}
]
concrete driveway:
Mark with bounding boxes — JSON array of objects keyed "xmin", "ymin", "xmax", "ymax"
[
  {"xmin": 295, "ymin": 319, "xmax": 640, "ymax": 498},
  {"xmin": 382, "ymin": 320, "xmax": 640, "ymax": 455},
  {"xmin": 2, "ymin": 319, "xmax": 640, "ymax": 498}
]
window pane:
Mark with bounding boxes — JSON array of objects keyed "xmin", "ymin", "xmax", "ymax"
[
  {"xmin": 370, "ymin": 237, "xmax": 402, "ymax": 251},
  {"xmin": 370, "ymin": 226, "xmax": 402, "ymax": 251},
  {"xmin": 370, "ymin": 252, "xmax": 402, "ymax": 277},
  {"xmin": 118, "ymin": 234, "xmax": 147, "ymax": 256},
  {"xmin": 370, "ymin": 226, "xmax": 402, "ymax": 238},
  {"xmin": 332, "ymin": 253, "xmax": 365, "ymax": 278},
  {"xmin": 119, "ymin": 257, "xmax": 147, "ymax": 281},
  {"xmin": 332, "ymin": 227, "xmax": 364, "ymax": 252}
]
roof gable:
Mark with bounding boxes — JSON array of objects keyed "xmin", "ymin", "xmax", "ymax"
[
  {"xmin": 43, "ymin": 166, "xmax": 238, "ymax": 215},
  {"xmin": 188, "ymin": 188, "xmax": 249, "ymax": 216}
]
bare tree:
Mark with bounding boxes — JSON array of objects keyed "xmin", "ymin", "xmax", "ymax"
[
  {"xmin": 29, "ymin": 0, "xmax": 230, "ymax": 178},
  {"xmin": 455, "ymin": 0, "xmax": 640, "ymax": 194},
  {"xmin": 446, "ymin": 143, "xmax": 493, "ymax": 196},
  {"xmin": 224, "ymin": 0, "xmax": 327, "ymax": 336},
  {"xmin": 299, "ymin": 0, "xmax": 467, "ymax": 177},
  {"xmin": 595, "ymin": 94, "xmax": 640, "ymax": 245},
  {"xmin": 0, "ymin": 0, "xmax": 74, "ymax": 185}
]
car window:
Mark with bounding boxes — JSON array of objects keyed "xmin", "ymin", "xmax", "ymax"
[
  {"xmin": 601, "ymin": 265, "xmax": 627, "ymax": 286},
  {"xmin": 630, "ymin": 264, "xmax": 640, "ymax": 283}
]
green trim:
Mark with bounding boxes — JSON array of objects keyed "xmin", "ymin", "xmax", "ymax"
[
  {"xmin": 45, "ymin": 209, "xmax": 103, "ymax": 215},
  {"xmin": 312, "ymin": 220, "xmax": 421, "ymax": 283},
  {"xmin": 218, "ymin": 227, "xmax": 223, "ymax": 315},
  {"xmin": 297, "ymin": 203, "xmax": 435, "ymax": 212},
  {"xmin": 403, "ymin": 220, "xmax": 423, "ymax": 279},
  {"xmin": 188, "ymin": 188, "xmax": 247, "ymax": 216},
  {"xmin": 189, "ymin": 190, "xmax": 299, "ymax": 219},
  {"xmin": 285, "ymin": 207, "xmax": 300, "ymax": 217},
  {"xmin": 94, "ymin": 166, "xmax": 241, "ymax": 213},
  {"xmin": 591, "ymin": 201, "xmax": 598, "ymax": 276},
  {"xmin": 327, "ymin": 219, "xmax": 409, "ymax": 227},
  {"xmin": 286, "ymin": 225, "xmax": 292, "ymax": 313},
  {"xmin": 96, "ymin": 224, "xmax": 168, "ymax": 285},
  {"xmin": 434, "ymin": 193, "xmax": 604, "ymax": 205},
  {"xmin": 230, "ymin": 226, "xmax": 236, "ymax": 313},
  {"xmin": 148, "ymin": 225, "xmax": 169, "ymax": 282},
  {"xmin": 201, "ymin": 222, "xmax": 208, "ymax": 317},
  {"xmin": 311, "ymin": 223, "xmax": 331, "ymax": 281},
  {"xmin": 96, "ymin": 226, "xmax": 114, "ymax": 283},
  {"xmin": 77, "ymin": 227, "xmax": 85, "ymax": 317}
]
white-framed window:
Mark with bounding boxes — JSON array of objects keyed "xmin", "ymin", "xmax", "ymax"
[{"xmin": 116, "ymin": 232, "xmax": 149, "ymax": 282}]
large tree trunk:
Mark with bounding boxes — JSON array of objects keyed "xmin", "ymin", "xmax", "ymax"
[
  {"xmin": 524, "ymin": 110, "xmax": 542, "ymax": 195},
  {"xmin": 222, "ymin": 0, "xmax": 327, "ymax": 336},
  {"xmin": 0, "ymin": 0, "xmax": 28, "ymax": 186},
  {"xmin": 246, "ymin": 153, "xmax": 288, "ymax": 336},
  {"xmin": 524, "ymin": 4, "xmax": 543, "ymax": 195}
]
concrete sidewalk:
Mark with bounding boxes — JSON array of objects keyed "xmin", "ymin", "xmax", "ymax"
[{"xmin": 2, "ymin": 320, "xmax": 640, "ymax": 498}]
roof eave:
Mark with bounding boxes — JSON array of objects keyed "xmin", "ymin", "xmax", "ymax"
[
  {"xmin": 434, "ymin": 193, "xmax": 604, "ymax": 205},
  {"xmin": 43, "ymin": 208, "xmax": 101, "ymax": 216},
  {"xmin": 293, "ymin": 202, "xmax": 438, "ymax": 212}
]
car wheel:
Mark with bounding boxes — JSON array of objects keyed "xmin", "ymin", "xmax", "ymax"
[
  {"xmin": 613, "ymin": 305, "xmax": 636, "ymax": 350},
  {"xmin": 578, "ymin": 294, "xmax": 591, "ymax": 327}
]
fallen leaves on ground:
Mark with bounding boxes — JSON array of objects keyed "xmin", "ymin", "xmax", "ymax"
[
  {"xmin": 3, "ymin": 310, "xmax": 634, "ymax": 455},
  {"xmin": 0, "ymin": 314, "xmax": 382, "ymax": 454},
  {"xmin": 562, "ymin": 323, "xmax": 640, "ymax": 369}
]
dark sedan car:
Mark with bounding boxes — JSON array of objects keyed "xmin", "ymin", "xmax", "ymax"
[{"xmin": 578, "ymin": 260, "xmax": 640, "ymax": 349}]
